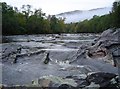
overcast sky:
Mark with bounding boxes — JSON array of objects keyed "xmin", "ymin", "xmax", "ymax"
[{"xmin": 1, "ymin": 0, "xmax": 115, "ymax": 15}]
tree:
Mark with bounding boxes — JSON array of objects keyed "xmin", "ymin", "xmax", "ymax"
[
  {"xmin": 2, "ymin": 2, "xmax": 20, "ymax": 35},
  {"xmin": 112, "ymin": 0, "xmax": 120, "ymax": 28},
  {"xmin": 21, "ymin": 5, "xmax": 33, "ymax": 22}
]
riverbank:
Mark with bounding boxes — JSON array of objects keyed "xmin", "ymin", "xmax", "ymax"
[{"xmin": 1, "ymin": 29, "xmax": 120, "ymax": 88}]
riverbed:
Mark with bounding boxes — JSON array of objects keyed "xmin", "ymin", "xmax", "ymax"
[{"xmin": 1, "ymin": 33, "xmax": 117, "ymax": 86}]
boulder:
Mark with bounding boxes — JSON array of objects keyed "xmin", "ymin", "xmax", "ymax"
[
  {"xmin": 58, "ymin": 84, "xmax": 74, "ymax": 89},
  {"xmin": 66, "ymin": 75, "xmax": 89, "ymax": 88},
  {"xmin": 86, "ymin": 72, "xmax": 117, "ymax": 87},
  {"xmin": 95, "ymin": 28, "xmax": 120, "ymax": 56},
  {"xmin": 2, "ymin": 44, "xmax": 22, "ymax": 63},
  {"xmin": 72, "ymin": 28, "xmax": 120, "ymax": 66},
  {"xmin": 94, "ymin": 28, "xmax": 120, "ymax": 67},
  {"xmin": 32, "ymin": 75, "xmax": 78, "ymax": 87}
]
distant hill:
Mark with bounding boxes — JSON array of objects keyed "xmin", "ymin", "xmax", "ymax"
[{"xmin": 56, "ymin": 7, "xmax": 112, "ymax": 23}]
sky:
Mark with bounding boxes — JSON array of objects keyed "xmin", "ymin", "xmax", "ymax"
[{"xmin": 1, "ymin": 0, "xmax": 115, "ymax": 15}]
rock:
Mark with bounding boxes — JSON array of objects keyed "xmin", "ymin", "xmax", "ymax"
[
  {"xmin": 2, "ymin": 44, "xmax": 22, "ymax": 63},
  {"xmin": 66, "ymin": 74, "xmax": 89, "ymax": 88},
  {"xmin": 2, "ymin": 29, "xmax": 120, "ymax": 87},
  {"xmin": 66, "ymin": 74, "xmax": 87, "ymax": 80},
  {"xmin": 44, "ymin": 53, "xmax": 50, "ymax": 64},
  {"xmin": 86, "ymin": 72, "xmax": 117, "ymax": 87},
  {"xmin": 84, "ymin": 82, "xmax": 100, "ymax": 89},
  {"xmin": 94, "ymin": 28, "xmax": 120, "ymax": 43},
  {"xmin": 69, "ymin": 45, "xmax": 88, "ymax": 63},
  {"xmin": 32, "ymin": 75, "xmax": 78, "ymax": 87},
  {"xmin": 58, "ymin": 84, "xmax": 74, "ymax": 89},
  {"xmin": 94, "ymin": 28, "xmax": 120, "ymax": 62},
  {"xmin": 107, "ymin": 76, "xmax": 120, "ymax": 89},
  {"xmin": 72, "ymin": 28, "xmax": 120, "ymax": 68},
  {"xmin": 93, "ymin": 29, "xmax": 120, "ymax": 81}
]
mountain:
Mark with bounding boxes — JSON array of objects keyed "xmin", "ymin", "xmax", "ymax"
[{"xmin": 56, "ymin": 7, "xmax": 112, "ymax": 23}]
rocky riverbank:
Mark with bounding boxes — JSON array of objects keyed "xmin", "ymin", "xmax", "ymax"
[{"xmin": 1, "ymin": 28, "xmax": 120, "ymax": 88}]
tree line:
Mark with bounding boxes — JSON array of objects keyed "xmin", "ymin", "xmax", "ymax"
[
  {"xmin": 66, "ymin": 1, "xmax": 120, "ymax": 33},
  {"xmin": 1, "ymin": 1, "xmax": 120, "ymax": 35},
  {"xmin": 2, "ymin": 2, "xmax": 65, "ymax": 35}
]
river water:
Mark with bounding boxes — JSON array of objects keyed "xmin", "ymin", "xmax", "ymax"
[{"xmin": 1, "ymin": 33, "xmax": 117, "ymax": 86}]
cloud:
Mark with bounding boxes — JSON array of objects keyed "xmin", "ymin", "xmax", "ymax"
[{"xmin": 1, "ymin": 0, "xmax": 115, "ymax": 15}]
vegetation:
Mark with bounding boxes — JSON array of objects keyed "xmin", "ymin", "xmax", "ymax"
[
  {"xmin": 1, "ymin": 1, "xmax": 120, "ymax": 35},
  {"xmin": 2, "ymin": 2, "xmax": 65, "ymax": 35},
  {"xmin": 66, "ymin": 1, "xmax": 120, "ymax": 33}
]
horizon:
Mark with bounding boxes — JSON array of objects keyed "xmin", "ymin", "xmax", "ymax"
[{"xmin": 1, "ymin": 0, "xmax": 115, "ymax": 15}]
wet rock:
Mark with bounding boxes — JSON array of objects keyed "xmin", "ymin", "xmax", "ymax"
[
  {"xmin": 66, "ymin": 75, "xmax": 89, "ymax": 88},
  {"xmin": 94, "ymin": 29, "xmax": 120, "ymax": 70},
  {"xmin": 107, "ymin": 76, "xmax": 120, "ymax": 89},
  {"xmin": 32, "ymin": 75, "xmax": 78, "ymax": 87},
  {"xmin": 69, "ymin": 47, "xmax": 87, "ymax": 64},
  {"xmin": 84, "ymin": 82, "xmax": 100, "ymax": 89},
  {"xmin": 2, "ymin": 44, "xmax": 22, "ymax": 63},
  {"xmin": 72, "ymin": 29, "xmax": 120, "ymax": 71},
  {"xmin": 44, "ymin": 53, "xmax": 50, "ymax": 64},
  {"xmin": 93, "ymin": 28, "xmax": 120, "ymax": 64},
  {"xmin": 66, "ymin": 74, "xmax": 87, "ymax": 80},
  {"xmin": 86, "ymin": 72, "xmax": 117, "ymax": 87},
  {"xmin": 58, "ymin": 84, "xmax": 74, "ymax": 89}
]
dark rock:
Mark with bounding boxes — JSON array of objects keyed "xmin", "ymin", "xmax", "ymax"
[
  {"xmin": 44, "ymin": 53, "xmax": 50, "ymax": 64},
  {"xmin": 66, "ymin": 75, "xmax": 89, "ymax": 88},
  {"xmin": 86, "ymin": 72, "xmax": 117, "ymax": 87},
  {"xmin": 58, "ymin": 84, "xmax": 74, "ymax": 89},
  {"xmin": 76, "ymin": 79, "xmax": 90, "ymax": 88}
]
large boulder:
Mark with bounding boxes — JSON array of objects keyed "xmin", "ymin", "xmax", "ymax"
[
  {"xmin": 94, "ymin": 28, "xmax": 120, "ymax": 57},
  {"xmin": 70, "ymin": 29, "xmax": 119, "ymax": 74},
  {"xmin": 93, "ymin": 28, "xmax": 120, "ymax": 66},
  {"xmin": 79, "ymin": 29, "xmax": 119, "ymax": 63},
  {"xmin": 86, "ymin": 72, "xmax": 117, "ymax": 87}
]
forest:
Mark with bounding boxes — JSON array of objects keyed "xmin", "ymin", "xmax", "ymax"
[{"xmin": 1, "ymin": 1, "xmax": 120, "ymax": 35}]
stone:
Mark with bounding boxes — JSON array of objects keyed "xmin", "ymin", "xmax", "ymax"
[
  {"xmin": 2, "ymin": 44, "xmax": 22, "ymax": 63},
  {"xmin": 94, "ymin": 28, "xmax": 120, "ymax": 58},
  {"xmin": 86, "ymin": 72, "xmax": 117, "ymax": 87},
  {"xmin": 32, "ymin": 75, "xmax": 78, "ymax": 87},
  {"xmin": 66, "ymin": 74, "xmax": 89, "ymax": 88},
  {"xmin": 58, "ymin": 84, "xmax": 74, "ymax": 89},
  {"xmin": 44, "ymin": 53, "xmax": 50, "ymax": 64},
  {"xmin": 84, "ymin": 82, "xmax": 100, "ymax": 89}
]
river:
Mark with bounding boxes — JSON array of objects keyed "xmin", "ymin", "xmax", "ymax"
[{"xmin": 1, "ymin": 33, "xmax": 117, "ymax": 86}]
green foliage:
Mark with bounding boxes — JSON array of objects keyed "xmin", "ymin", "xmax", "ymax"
[
  {"xmin": 111, "ymin": 1, "xmax": 120, "ymax": 28},
  {"xmin": 2, "ymin": 2, "xmax": 65, "ymax": 35},
  {"xmin": 2, "ymin": 1, "xmax": 120, "ymax": 35},
  {"xmin": 67, "ymin": 1, "xmax": 120, "ymax": 33}
]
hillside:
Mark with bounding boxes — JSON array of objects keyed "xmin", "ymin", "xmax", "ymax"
[{"xmin": 56, "ymin": 7, "xmax": 112, "ymax": 23}]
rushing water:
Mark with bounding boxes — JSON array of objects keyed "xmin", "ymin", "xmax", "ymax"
[
  {"xmin": 2, "ymin": 34, "xmax": 99, "ymax": 51},
  {"xmin": 1, "ymin": 33, "xmax": 104, "ymax": 85}
]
